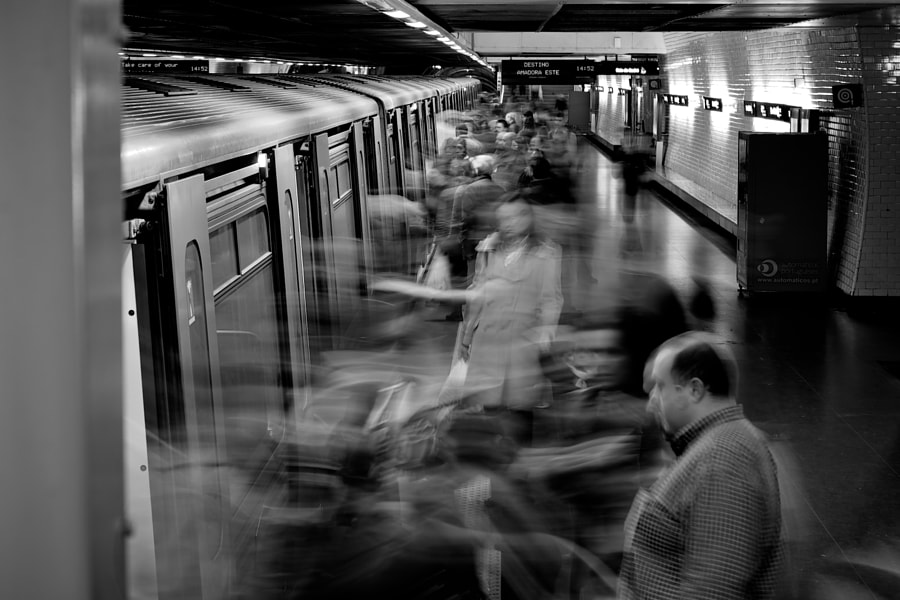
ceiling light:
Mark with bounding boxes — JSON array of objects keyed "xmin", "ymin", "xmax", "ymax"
[
  {"xmin": 384, "ymin": 10, "xmax": 410, "ymax": 19},
  {"xmin": 436, "ymin": 37, "xmax": 450, "ymax": 42},
  {"xmin": 424, "ymin": 29, "xmax": 441, "ymax": 36},
  {"xmin": 405, "ymin": 21, "xmax": 427, "ymax": 28}
]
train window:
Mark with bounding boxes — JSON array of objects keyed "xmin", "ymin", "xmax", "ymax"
[
  {"xmin": 236, "ymin": 207, "xmax": 271, "ymax": 272},
  {"xmin": 334, "ymin": 160, "xmax": 352, "ymax": 199},
  {"xmin": 210, "ymin": 225, "xmax": 239, "ymax": 291}
]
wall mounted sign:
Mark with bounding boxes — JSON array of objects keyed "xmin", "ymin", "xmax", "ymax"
[
  {"xmin": 743, "ymin": 100, "xmax": 758, "ymax": 117},
  {"xmin": 608, "ymin": 87, "xmax": 614, "ymax": 94},
  {"xmin": 597, "ymin": 86, "xmax": 605, "ymax": 92},
  {"xmin": 702, "ymin": 96, "xmax": 723, "ymax": 111},
  {"xmin": 619, "ymin": 88, "xmax": 629, "ymax": 96},
  {"xmin": 500, "ymin": 59, "xmax": 597, "ymax": 84},
  {"xmin": 648, "ymin": 78, "xmax": 662, "ymax": 90},
  {"xmin": 832, "ymin": 84, "xmax": 863, "ymax": 108},
  {"xmin": 595, "ymin": 60, "xmax": 660, "ymax": 76},
  {"xmin": 757, "ymin": 102, "xmax": 795, "ymax": 122},
  {"xmin": 663, "ymin": 94, "xmax": 689, "ymax": 106}
]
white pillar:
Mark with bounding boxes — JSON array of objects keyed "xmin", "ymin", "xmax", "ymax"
[{"xmin": 0, "ymin": 1, "xmax": 123, "ymax": 598}]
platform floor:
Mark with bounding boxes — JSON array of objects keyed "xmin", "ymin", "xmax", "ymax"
[{"xmin": 395, "ymin": 138, "xmax": 900, "ymax": 597}]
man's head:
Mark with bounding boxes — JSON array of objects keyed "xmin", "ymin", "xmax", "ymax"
[
  {"xmin": 645, "ymin": 332, "xmax": 736, "ymax": 436},
  {"xmin": 495, "ymin": 131, "xmax": 516, "ymax": 151},
  {"xmin": 494, "ymin": 119, "xmax": 510, "ymax": 134},
  {"xmin": 559, "ymin": 325, "xmax": 629, "ymax": 390},
  {"xmin": 470, "ymin": 154, "xmax": 496, "ymax": 177}
]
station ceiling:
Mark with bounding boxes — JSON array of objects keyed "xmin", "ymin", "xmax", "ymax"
[{"xmin": 121, "ymin": 0, "xmax": 900, "ymax": 70}]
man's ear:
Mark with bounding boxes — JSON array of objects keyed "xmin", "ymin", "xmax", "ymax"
[{"xmin": 687, "ymin": 377, "xmax": 707, "ymax": 402}]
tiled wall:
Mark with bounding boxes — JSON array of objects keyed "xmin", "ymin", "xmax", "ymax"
[
  {"xmin": 594, "ymin": 74, "xmax": 632, "ymax": 145},
  {"xmin": 856, "ymin": 25, "xmax": 900, "ymax": 295},
  {"xmin": 654, "ymin": 21, "xmax": 900, "ymax": 296}
]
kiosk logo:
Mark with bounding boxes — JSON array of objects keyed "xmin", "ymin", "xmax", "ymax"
[{"xmin": 758, "ymin": 259, "xmax": 779, "ymax": 277}]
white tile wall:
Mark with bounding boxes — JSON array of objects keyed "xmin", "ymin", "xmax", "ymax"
[{"xmin": 616, "ymin": 18, "xmax": 900, "ymax": 296}]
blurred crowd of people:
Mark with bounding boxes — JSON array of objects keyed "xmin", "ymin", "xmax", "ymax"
[{"xmin": 184, "ymin": 94, "xmax": 894, "ymax": 600}]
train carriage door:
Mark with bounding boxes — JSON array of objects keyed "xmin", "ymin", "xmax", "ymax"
[
  {"xmin": 351, "ymin": 120, "xmax": 374, "ymax": 280},
  {"xmin": 313, "ymin": 130, "xmax": 364, "ymax": 345},
  {"xmin": 273, "ymin": 144, "xmax": 312, "ymax": 397},
  {"xmin": 384, "ymin": 111, "xmax": 401, "ymax": 195},
  {"xmin": 424, "ymin": 97, "xmax": 436, "ymax": 161},
  {"xmin": 403, "ymin": 103, "xmax": 425, "ymax": 204},
  {"xmin": 161, "ymin": 174, "xmax": 231, "ymax": 600},
  {"xmin": 389, "ymin": 108, "xmax": 407, "ymax": 197},
  {"xmin": 204, "ymin": 162, "xmax": 291, "ymax": 592}
]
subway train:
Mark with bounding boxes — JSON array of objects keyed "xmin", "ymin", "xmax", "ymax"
[{"xmin": 120, "ymin": 73, "xmax": 480, "ymax": 598}]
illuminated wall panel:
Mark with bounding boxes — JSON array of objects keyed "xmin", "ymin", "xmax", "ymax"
[{"xmin": 661, "ymin": 26, "xmax": 871, "ymax": 295}]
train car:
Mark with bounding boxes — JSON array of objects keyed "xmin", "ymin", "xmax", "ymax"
[{"xmin": 120, "ymin": 73, "xmax": 478, "ymax": 599}]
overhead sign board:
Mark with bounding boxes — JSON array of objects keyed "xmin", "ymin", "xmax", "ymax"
[{"xmin": 500, "ymin": 60, "xmax": 597, "ymax": 84}]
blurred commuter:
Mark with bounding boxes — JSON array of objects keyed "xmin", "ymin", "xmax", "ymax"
[
  {"xmin": 515, "ymin": 316, "xmax": 667, "ymax": 596},
  {"xmin": 457, "ymin": 154, "xmax": 505, "ymax": 284},
  {"xmin": 430, "ymin": 138, "xmax": 474, "ymax": 289},
  {"xmin": 399, "ymin": 409, "xmax": 569, "ymax": 600},
  {"xmin": 492, "ymin": 132, "xmax": 525, "ymax": 192},
  {"xmin": 456, "ymin": 122, "xmax": 485, "ymax": 156},
  {"xmin": 373, "ymin": 195, "xmax": 563, "ymax": 444},
  {"xmin": 619, "ymin": 331, "xmax": 785, "ymax": 600}
]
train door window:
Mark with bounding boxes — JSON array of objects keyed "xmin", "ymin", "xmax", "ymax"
[
  {"xmin": 236, "ymin": 209, "xmax": 269, "ymax": 271},
  {"xmin": 209, "ymin": 226, "xmax": 239, "ymax": 291}
]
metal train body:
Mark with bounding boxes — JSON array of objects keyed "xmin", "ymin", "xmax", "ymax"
[{"xmin": 121, "ymin": 73, "xmax": 479, "ymax": 599}]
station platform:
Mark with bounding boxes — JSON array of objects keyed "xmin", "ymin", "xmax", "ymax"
[{"xmin": 410, "ymin": 137, "xmax": 900, "ymax": 596}]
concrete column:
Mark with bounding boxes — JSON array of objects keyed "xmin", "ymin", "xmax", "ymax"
[{"xmin": 0, "ymin": 0, "xmax": 123, "ymax": 598}]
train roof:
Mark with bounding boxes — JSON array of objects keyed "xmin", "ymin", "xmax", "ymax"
[
  {"xmin": 282, "ymin": 74, "xmax": 456, "ymax": 110},
  {"xmin": 121, "ymin": 74, "xmax": 381, "ymax": 189}
]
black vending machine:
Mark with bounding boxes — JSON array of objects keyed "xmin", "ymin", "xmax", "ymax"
[{"xmin": 737, "ymin": 131, "xmax": 828, "ymax": 293}]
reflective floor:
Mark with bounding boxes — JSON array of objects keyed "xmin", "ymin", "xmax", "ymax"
[
  {"xmin": 587, "ymin": 139, "xmax": 900, "ymax": 596},
  {"xmin": 408, "ymin": 138, "xmax": 900, "ymax": 597}
]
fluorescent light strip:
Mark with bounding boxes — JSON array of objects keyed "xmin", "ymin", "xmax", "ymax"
[{"xmin": 384, "ymin": 10, "xmax": 409, "ymax": 19}]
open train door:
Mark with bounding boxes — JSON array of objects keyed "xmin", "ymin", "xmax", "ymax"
[{"xmin": 154, "ymin": 174, "xmax": 232, "ymax": 599}]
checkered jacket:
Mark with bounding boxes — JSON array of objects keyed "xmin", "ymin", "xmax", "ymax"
[{"xmin": 618, "ymin": 405, "xmax": 785, "ymax": 599}]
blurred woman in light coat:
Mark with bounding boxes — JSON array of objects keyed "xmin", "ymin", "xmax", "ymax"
[{"xmin": 373, "ymin": 195, "xmax": 563, "ymax": 442}]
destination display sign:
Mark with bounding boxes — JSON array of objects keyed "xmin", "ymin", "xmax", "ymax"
[
  {"xmin": 500, "ymin": 60, "xmax": 597, "ymax": 84},
  {"xmin": 123, "ymin": 59, "xmax": 209, "ymax": 74}
]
